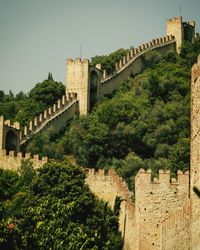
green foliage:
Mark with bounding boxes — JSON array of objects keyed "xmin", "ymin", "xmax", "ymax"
[
  {"xmin": 113, "ymin": 196, "xmax": 124, "ymax": 217},
  {"xmin": 29, "ymin": 74, "xmax": 65, "ymax": 106},
  {"xmin": 143, "ymin": 50, "xmax": 161, "ymax": 67},
  {"xmin": 0, "ymin": 162, "xmax": 122, "ymax": 249},
  {"xmin": 180, "ymin": 38, "xmax": 200, "ymax": 66},
  {"xmin": 51, "ymin": 41, "xmax": 200, "ymax": 191},
  {"xmin": 91, "ymin": 48, "xmax": 129, "ymax": 75},
  {"xmin": 0, "ymin": 169, "xmax": 19, "ymax": 202},
  {"xmin": 18, "ymin": 159, "xmax": 36, "ymax": 189},
  {"xmin": 25, "ymin": 125, "xmax": 65, "ymax": 159},
  {"xmin": 0, "ymin": 73, "xmax": 65, "ymax": 126}
]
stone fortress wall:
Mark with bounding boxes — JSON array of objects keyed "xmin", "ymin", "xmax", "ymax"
[
  {"xmin": 85, "ymin": 167, "xmax": 190, "ymax": 250},
  {"xmin": 0, "ymin": 116, "xmax": 20, "ymax": 152},
  {"xmin": 134, "ymin": 169, "xmax": 189, "ymax": 250},
  {"xmin": 99, "ymin": 35, "xmax": 176, "ymax": 98},
  {"xmin": 166, "ymin": 16, "xmax": 196, "ymax": 52},
  {"xmin": 3, "ymin": 16, "xmax": 197, "ymax": 149},
  {"xmin": 85, "ymin": 168, "xmax": 136, "ymax": 250},
  {"xmin": 160, "ymin": 200, "xmax": 191, "ymax": 250},
  {"xmin": 20, "ymin": 92, "xmax": 78, "ymax": 145},
  {"xmin": 0, "ymin": 149, "xmax": 48, "ymax": 170},
  {"xmin": 0, "ymin": 16, "xmax": 200, "ymax": 250},
  {"xmin": 190, "ymin": 55, "xmax": 200, "ymax": 250}
]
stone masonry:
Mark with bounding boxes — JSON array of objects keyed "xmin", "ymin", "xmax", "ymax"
[
  {"xmin": 166, "ymin": 16, "xmax": 195, "ymax": 53},
  {"xmin": 191, "ymin": 54, "xmax": 200, "ymax": 249},
  {"xmin": 0, "ymin": 16, "xmax": 200, "ymax": 250}
]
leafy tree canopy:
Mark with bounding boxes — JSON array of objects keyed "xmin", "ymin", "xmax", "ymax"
[
  {"xmin": 0, "ymin": 161, "xmax": 122, "ymax": 249},
  {"xmin": 0, "ymin": 73, "xmax": 65, "ymax": 126}
]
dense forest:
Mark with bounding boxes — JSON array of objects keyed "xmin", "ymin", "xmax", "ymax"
[{"xmin": 0, "ymin": 39, "xmax": 200, "ymax": 249}]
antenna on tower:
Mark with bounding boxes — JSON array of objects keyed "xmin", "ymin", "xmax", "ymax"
[
  {"xmin": 80, "ymin": 44, "xmax": 82, "ymax": 59},
  {"xmin": 179, "ymin": 2, "xmax": 182, "ymax": 16}
]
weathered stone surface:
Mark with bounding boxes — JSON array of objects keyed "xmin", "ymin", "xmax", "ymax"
[{"xmin": 0, "ymin": 16, "xmax": 199, "ymax": 250}]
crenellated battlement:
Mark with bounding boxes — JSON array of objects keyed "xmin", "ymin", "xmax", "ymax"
[
  {"xmin": 66, "ymin": 58, "xmax": 89, "ymax": 64},
  {"xmin": 187, "ymin": 20, "xmax": 195, "ymax": 27},
  {"xmin": 135, "ymin": 168, "xmax": 189, "ymax": 187},
  {"xmin": 0, "ymin": 149, "xmax": 48, "ymax": 170},
  {"xmin": 166, "ymin": 16, "xmax": 182, "ymax": 24},
  {"xmin": 86, "ymin": 168, "xmax": 133, "ymax": 203},
  {"xmin": 101, "ymin": 35, "xmax": 175, "ymax": 83},
  {"xmin": 85, "ymin": 168, "xmax": 136, "ymax": 249},
  {"xmin": 135, "ymin": 168, "xmax": 189, "ymax": 249},
  {"xmin": 20, "ymin": 92, "xmax": 78, "ymax": 144},
  {"xmin": 4, "ymin": 120, "xmax": 20, "ymax": 130}
]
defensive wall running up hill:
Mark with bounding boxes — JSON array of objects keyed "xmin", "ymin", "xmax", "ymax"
[
  {"xmin": 0, "ymin": 16, "xmax": 200, "ymax": 250},
  {"xmin": 99, "ymin": 35, "xmax": 175, "ymax": 97},
  {"xmin": 0, "ymin": 92, "xmax": 78, "ymax": 153},
  {"xmin": 66, "ymin": 35, "xmax": 177, "ymax": 116},
  {"xmin": 0, "ymin": 36, "xmax": 178, "ymax": 152},
  {"xmin": 20, "ymin": 92, "xmax": 78, "ymax": 145},
  {"xmin": 1, "ymin": 16, "xmax": 198, "ymax": 152}
]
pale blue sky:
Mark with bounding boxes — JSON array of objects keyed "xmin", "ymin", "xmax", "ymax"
[{"xmin": 0, "ymin": 0, "xmax": 200, "ymax": 94}]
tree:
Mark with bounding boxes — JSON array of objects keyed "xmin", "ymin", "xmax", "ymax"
[
  {"xmin": 0, "ymin": 90, "xmax": 4, "ymax": 102},
  {"xmin": 0, "ymin": 162, "xmax": 123, "ymax": 249}
]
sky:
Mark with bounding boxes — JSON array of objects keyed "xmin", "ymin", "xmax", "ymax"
[{"xmin": 0, "ymin": 0, "xmax": 200, "ymax": 94}]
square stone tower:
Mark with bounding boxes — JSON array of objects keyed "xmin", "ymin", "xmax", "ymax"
[
  {"xmin": 66, "ymin": 58, "xmax": 101, "ymax": 115},
  {"xmin": 166, "ymin": 16, "xmax": 184, "ymax": 53},
  {"xmin": 166, "ymin": 16, "xmax": 195, "ymax": 53},
  {"xmin": 0, "ymin": 116, "xmax": 20, "ymax": 153},
  {"xmin": 191, "ymin": 54, "xmax": 200, "ymax": 249},
  {"xmin": 66, "ymin": 58, "xmax": 90, "ymax": 115}
]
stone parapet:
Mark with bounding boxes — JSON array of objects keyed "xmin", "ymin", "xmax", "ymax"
[
  {"xmin": 0, "ymin": 149, "xmax": 48, "ymax": 170},
  {"xmin": 135, "ymin": 168, "xmax": 189, "ymax": 249},
  {"xmin": 101, "ymin": 35, "xmax": 176, "ymax": 84},
  {"xmin": 20, "ymin": 92, "xmax": 78, "ymax": 145},
  {"xmin": 135, "ymin": 168, "xmax": 189, "ymax": 187}
]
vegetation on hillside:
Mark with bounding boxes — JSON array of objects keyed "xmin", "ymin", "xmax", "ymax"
[
  {"xmin": 0, "ymin": 36, "xmax": 200, "ymax": 249},
  {"xmin": 0, "ymin": 161, "xmax": 122, "ymax": 249},
  {"xmin": 24, "ymin": 39, "xmax": 200, "ymax": 191},
  {"xmin": 1, "ymin": 40, "xmax": 200, "ymax": 193},
  {"xmin": 91, "ymin": 48, "xmax": 129, "ymax": 74},
  {"xmin": 0, "ymin": 73, "xmax": 65, "ymax": 126}
]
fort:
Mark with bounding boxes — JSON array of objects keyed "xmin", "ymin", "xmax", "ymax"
[{"xmin": 0, "ymin": 16, "xmax": 200, "ymax": 249}]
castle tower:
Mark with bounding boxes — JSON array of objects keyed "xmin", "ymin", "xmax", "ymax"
[
  {"xmin": 135, "ymin": 169, "xmax": 189, "ymax": 250},
  {"xmin": 66, "ymin": 58, "xmax": 101, "ymax": 115},
  {"xmin": 0, "ymin": 116, "xmax": 20, "ymax": 153},
  {"xmin": 166, "ymin": 16, "xmax": 195, "ymax": 53},
  {"xmin": 191, "ymin": 54, "xmax": 200, "ymax": 249},
  {"xmin": 166, "ymin": 16, "xmax": 184, "ymax": 53}
]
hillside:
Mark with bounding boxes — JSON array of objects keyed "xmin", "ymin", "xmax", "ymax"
[
  {"xmin": 20, "ymin": 39, "xmax": 200, "ymax": 191},
  {"xmin": 0, "ymin": 40, "xmax": 200, "ymax": 193},
  {"xmin": 0, "ymin": 36, "xmax": 200, "ymax": 250}
]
